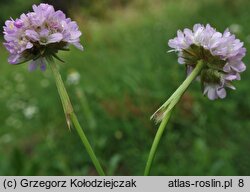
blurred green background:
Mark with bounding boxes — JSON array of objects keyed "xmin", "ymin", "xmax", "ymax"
[{"xmin": 0, "ymin": 0, "xmax": 249, "ymax": 175}]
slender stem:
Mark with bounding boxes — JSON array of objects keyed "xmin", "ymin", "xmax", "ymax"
[
  {"xmin": 145, "ymin": 60, "xmax": 205, "ymax": 176},
  {"xmin": 70, "ymin": 113, "xmax": 105, "ymax": 176},
  {"xmin": 151, "ymin": 60, "xmax": 205, "ymax": 121},
  {"xmin": 144, "ymin": 110, "xmax": 172, "ymax": 176},
  {"xmin": 50, "ymin": 62, "xmax": 73, "ymax": 128},
  {"xmin": 75, "ymin": 87, "xmax": 97, "ymax": 130},
  {"xmin": 50, "ymin": 62, "xmax": 105, "ymax": 176}
]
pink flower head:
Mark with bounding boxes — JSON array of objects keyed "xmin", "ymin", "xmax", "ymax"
[
  {"xmin": 3, "ymin": 3, "xmax": 83, "ymax": 71},
  {"xmin": 168, "ymin": 24, "xmax": 246, "ymax": 100}
]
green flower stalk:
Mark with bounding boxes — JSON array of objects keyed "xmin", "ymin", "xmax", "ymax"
[
  {"xmin": 50, "ymin": 62, "xmax": 105, "ymax": 176},
  {"xmin": 144, "ymin": 60, "xmax": 204, "ymax": 176},
  {"xmin": 50, "ymin": 62, "xmax": 73, "ymax": 129}
]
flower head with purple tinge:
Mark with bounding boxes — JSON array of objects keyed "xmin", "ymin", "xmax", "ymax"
[
  {"xmin": 3, "ymin": 3, "xmax": 83, "ymax": 71},
  {"xmin": 168, "ymin": 24, "xmax": 246, "ymax": 100}
]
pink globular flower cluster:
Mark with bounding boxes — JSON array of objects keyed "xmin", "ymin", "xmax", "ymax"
[
  {"xmin": 3, "ymin": 3, "xmax": 83, "ymax": 71},
  {"xmin": 168, "ymin": 24, "xmax": 246, "ymax": 100}
]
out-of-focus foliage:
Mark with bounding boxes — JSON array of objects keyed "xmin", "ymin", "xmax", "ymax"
[
  {"xmin": 41, "ymin": 0, "xmax": 133, "ymax": 19},
  {"xmin": 0, "ymin": 0, "xmax": 249, "ymax": 175}
]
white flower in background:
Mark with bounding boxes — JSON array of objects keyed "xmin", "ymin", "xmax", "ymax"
[
  {"xmin": 23, "ymin": 105, "xmax": 38, "ymax": 119},
  {"xmin": 66, "ymin": 70, "xmax": 81, "ymax": 85}
]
